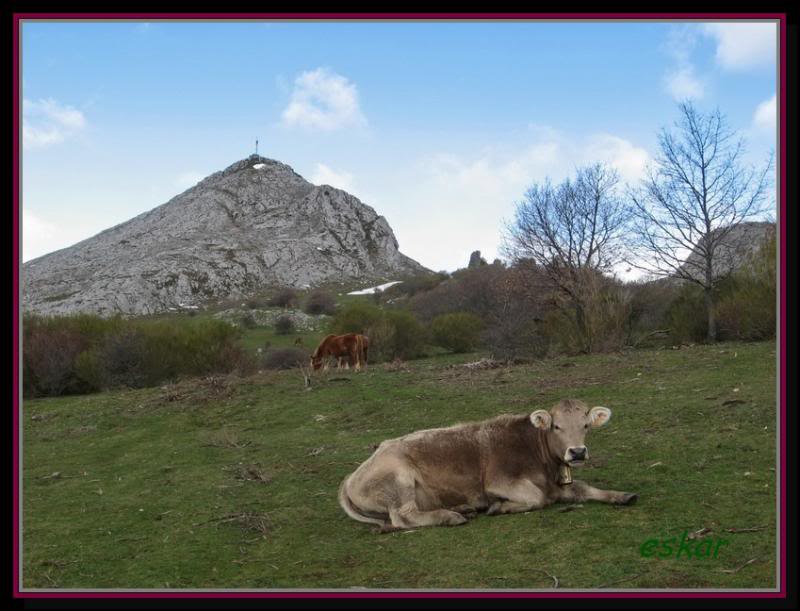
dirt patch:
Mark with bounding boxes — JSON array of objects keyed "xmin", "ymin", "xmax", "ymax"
[
  {"xmin": 382, "ymin": 358, "xmax": 410, "ymax": 373},
  {"xmin": 142, "ymin": 375, "xmax": 238, "ymax": 411},
  {"xmin": 195, "ymin": 511, "xmax": 273, "ymax": 539},
  {"xmin": 200, "ymin": 428, "xmax": 252, "ymax": 449},
  {"xmin": 226, "ymin": 463, "xmax": 272, "ymax": 484}
]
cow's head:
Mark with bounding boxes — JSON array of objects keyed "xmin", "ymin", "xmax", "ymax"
[
  {"xmin": 310, "ymin": 354, "xmax": 324, "ymax": 371},
  {"xmin": 529, "ymin": 399, "xmax": 611, "ymax": 466}
]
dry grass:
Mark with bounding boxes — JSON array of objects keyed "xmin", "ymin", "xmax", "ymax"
[{"xmin": 200, "ymin": 428, "xmax": 251, "ymax": 449}]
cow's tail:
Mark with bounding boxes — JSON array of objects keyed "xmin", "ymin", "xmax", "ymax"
[{"xmin": 338, "ymin": 474, "xmax": 385, "ymax": 526}]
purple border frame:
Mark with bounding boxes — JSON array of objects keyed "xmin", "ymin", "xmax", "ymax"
[{"xmin": 12, "ymin": 12, "xmax": 788, "ymax": 600}]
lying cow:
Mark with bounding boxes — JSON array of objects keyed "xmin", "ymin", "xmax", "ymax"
[{"xmin": 338, "ymin": 399, "xmax": 637, "ymax": 531}]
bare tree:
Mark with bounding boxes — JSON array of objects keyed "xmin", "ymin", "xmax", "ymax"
[
  {"xmin": 628, "ymin": 102, "xmax": 773, "ymax": 341},
  {"xmin": 503, "ymin": 163, "xmax": 631, "ymax": 352}
]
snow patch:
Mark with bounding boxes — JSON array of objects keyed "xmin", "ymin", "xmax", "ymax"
[
  {"xmin": 347, "ymin": 281, "xmax": 403, "ymax": 295},
  {"xmin": 253, "ymin": 163, "xmax": 266, "ymax": 169}
]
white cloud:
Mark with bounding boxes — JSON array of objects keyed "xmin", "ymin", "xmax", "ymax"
[
  {"xmin": 21, "ymin": 209, "xmax": 120, "ymax": 262},
  {"xmin": 22, "ymin": 210, "xmax": 57, "ymax": 262},
  {"xmin": 663, "ymin": 25, "xmax": 698, "ymax": 64},
  {"xmin": 23, "ymin": 98, "xmax": 87, "ymax": 149},
  {"xmin": 174, "ymin": 171, "xmax": 206, "ymax": 191},
  {"xmin": 584, "ymin": 134, "xmax": 650, "ymax": 183},
  {"xmin": 383, "ymin": 129, "xmax": 650, "ymax": 272},
  {"xmin": 661, "ymin": 26, "xmax": 706, "ymax": 101},
  {"xmin": 701, "ymin": 22, "xmax": 777, "ymax": 71},
  {"xmin": 310, "ymin": 163, "xmax": 355, "ymax": 192},
  {"xmin": 281, "ymin": 68, "xmax": 366, "ymax": 131},
  {"xmin": 663, "ymin": 65, "xmax": 705, "ymax": 101},
  {"xmin": 753, "ymin": 94, "xmax": 777, "ymax": 132}
]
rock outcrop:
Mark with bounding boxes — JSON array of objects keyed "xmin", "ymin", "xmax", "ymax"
[
  {"xmin": 680, "ymin": 221, "xmax": 775, "ymax": 282},
  {"xmin": 23, "ymin": 155, "xmax": 429, "ymax": 316}
]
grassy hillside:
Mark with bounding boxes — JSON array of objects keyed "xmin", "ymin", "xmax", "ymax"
[{"xmin": 22, "ymin": 341, "xmax": 777, "ymax": 589}]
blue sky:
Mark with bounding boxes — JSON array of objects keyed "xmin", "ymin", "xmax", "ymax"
[{"xmin": 21, "ymin": 20, "xmax": 778, "ymax": 274}]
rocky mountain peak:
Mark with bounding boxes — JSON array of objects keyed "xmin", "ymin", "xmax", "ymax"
[{"xmin": 23, "ymin": 156, "xmax": 429, "ymax": 316}]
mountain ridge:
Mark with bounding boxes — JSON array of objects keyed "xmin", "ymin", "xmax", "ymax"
[{"xmin": 23, "ymin": 155, "xmax": 429, "ymax": 316}]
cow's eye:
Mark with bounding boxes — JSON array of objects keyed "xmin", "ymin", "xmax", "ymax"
[{"xmin": 553, "ymin": 425, "xmax": 561, "ymax": 431}]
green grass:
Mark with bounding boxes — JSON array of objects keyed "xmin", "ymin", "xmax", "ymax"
[
  {"xmin": 22, "ymin": 341, "xmax": 777, "ymax": 589},
  {"xmin": 238, "ymin": 326, "xmax": 326, "ymax": 354}
]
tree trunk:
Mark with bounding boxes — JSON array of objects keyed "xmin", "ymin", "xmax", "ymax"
[
  {"xmin": 705, "ymin": 287, "xmax": 717, "ymax": 342},
  {"xmin": 575, "ymin": 301, "xmax": 591, "ymax": 353}
]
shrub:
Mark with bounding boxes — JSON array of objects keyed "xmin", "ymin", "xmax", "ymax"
[
  {"xmin": 304, "ymin": 290, "xmax": 336, "ymax": 316},
  {"xmin": 268, "ymin": 288, "xmax": 298, "ymax": 308},
  {"xmin": 388, "ymin": 272, "xmax": 449, "ymax": 298},
  {"xmin": 274, "ymin": 315, "xmax": 295, "ymax": 335},
  {"xmin": 383, "ymin": 310, "xmax": 426, "ymax": 360},
  {"xmin": 95, "ymin": 328, "xmax": 150, "ymax": 388},
  {"xmin": 23, "ymin": 324, "xmax": 90, "ymax": 397},
  {"xmin": 623, "ymin": 279, "xmax": 679, "ymax": 347},
  {"xmin": 484, "ymin": 312, "xmax": 548, "ymax": 360},
  {"xmin": 331, "ymin": 302, "xmax": 383, "ymax": 334},
  {"xmin": 363, "ymin": 318, "xmax": 396, "ymax": 363},
  {"xmin": 73, "ymin": 349, "xmax": 104, "ymax": 393},
  {"xmin": 261, "ymin": 347, "xmax": 309, "ymax": 370},
  {"xmin": 481, "ymin": 262, "xmax": 550, "ymax": 360},
  {"xmin": 582, "ymin": 281, "xmax": 633, "ymax": 353},
  {"xmin": 329, "ymin": 303, "xmax": 426, "ymax": 363},
  {"xmin": 239, "ymin": 313, "xmax": 258, "ymax": 329},
  {"xmin": 430, "ymin": 312, "xmax": 484, "ymax": 353},
  {"xmin": 213, "ymin": 341, "xmax": 258, "ymax": 377},
  {"xmin": 23, "ymin": 315, "xmax": 252, "ymax": 397},
  {"xmin": 409, "ymin": 263, "xmax": 506, "ymax": 322},
  {"xmin": 666, "ymin": 284, "xmax": 708, "ymax": 344},
  {"xmin": 716, "ymin": 235, "xmax": 776, "ymax": 341},
  {"xmin": 246, "ymin": 295, "xmax": 269, "ymax": 309}
]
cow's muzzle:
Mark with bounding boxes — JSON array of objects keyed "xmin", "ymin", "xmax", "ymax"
[{"xmin": 566, "ymin": 446, "xmax": 587, "ymax": 464}]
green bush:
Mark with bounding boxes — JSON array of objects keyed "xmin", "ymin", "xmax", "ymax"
[
  {"xmin": 23, "ymin": 315, "xmax": 254, "ymax": 397},
  {"xmin": 274, "ymin": 315, "xmax": 295, "ymax": 335},
  {"xmin": 363, "ymin": 318, "xmax": 396, "ymax": 363},
  {"xmin": 383, "ymin": 310, "xmax": 426, "ymax": 360},
  {"xmin": 261, "ymin": 347, "xmax": 309, "ymax": 370},
  {"xmin": 716, "ymin": 235, "xmax": 776, "ymax": 341},
  {"xmin": 238, "ymin": 313, "xmax": 258, "ymax": 329},
  {"xmin": 666, "ymin": 284, "xmax": 708, "ymax": 344},
  {"xmin": 304, "ymin": 290, "xmax": 337, "ymax": 316},
  {"xmin": 330, "ymin": 303, "xmax": 426, "ymax": 362},
  {"xmin": 331, "ymin": 302, "xmax": 383, "ymax": 334},
  {"xmin": 430, "ymin": 312, "xmax": 484, "ymax": 353},
  {"xmin": 268, "ymin": 288, "xmax": 298, "ymax": 308}
]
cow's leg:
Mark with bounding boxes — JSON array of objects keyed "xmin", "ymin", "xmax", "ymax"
[
  {"xmin": 485, "ymin": 479, "xmax": 547, "ymax": 515},
  {"xmin": 386, "ymin": 476, "xmax": 467, "ymax": 529},
  {"xmin": 558, "ymin": 479, "xmax": 638, "ymax": 505},
  {"xmin": 389, "ymin": 503, "xmax": 468, "ymax": 529},
  {"xmin": 450, "ymin": 504, "xmax": 479, "ymax": 519}
]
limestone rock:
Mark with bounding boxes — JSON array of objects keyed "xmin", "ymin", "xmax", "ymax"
[{"xmin": 23, "ymin": 155, "xmax": 429, "ymax": 316}]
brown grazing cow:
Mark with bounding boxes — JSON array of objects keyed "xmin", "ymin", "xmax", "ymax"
[
  {"xmin": 311, "ymin": 334, "xmax": 369, "ymax": 371},
  {"xmin": 338, "ymin": 399, "xmax": 637, "ymax": 531}
]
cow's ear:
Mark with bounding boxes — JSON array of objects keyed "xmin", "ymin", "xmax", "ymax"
[
  {"xmin": 589, "ymin": 406, "xmax": 612, "ymax": 428},
  {"xmin": 530, "ymin": 410, "xmax": 552, "ymax": 430}
]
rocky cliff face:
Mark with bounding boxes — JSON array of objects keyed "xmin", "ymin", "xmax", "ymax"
[
  {"xmin": 680, "ymin": 221, "xmax": 776, "ymax": 282},
  {"xmin": 23, "ymin": 155, "xmax": 428, "ymax": 316}
]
